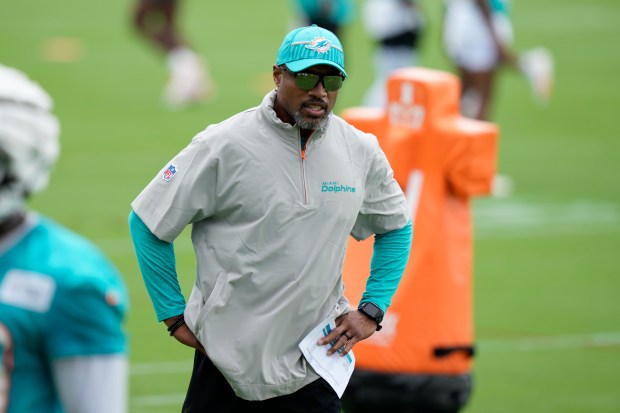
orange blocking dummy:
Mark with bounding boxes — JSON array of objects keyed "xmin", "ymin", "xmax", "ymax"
[{"xmin": 341, "ymin": 68, "xmax": 498, "ymax": 413}]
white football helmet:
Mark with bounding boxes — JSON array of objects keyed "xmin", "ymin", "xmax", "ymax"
[{"xmin": 0, "ymin": 64, "xmax": 60, "ymax": 220}]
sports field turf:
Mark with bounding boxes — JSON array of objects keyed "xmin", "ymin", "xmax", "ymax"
[{"xmin": 2, "ymin": 0, "xmax": 619, "ymax": 411}]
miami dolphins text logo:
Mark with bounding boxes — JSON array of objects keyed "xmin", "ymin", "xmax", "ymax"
[
  {"xmin": 321, "ymin": 181, "xmax": 356, "ymax": 193},
  {"xmin": 293, "ymin": 37, "xmax": 343, "ymax": 54}
]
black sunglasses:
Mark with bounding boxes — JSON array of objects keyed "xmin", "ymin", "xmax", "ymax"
[{"xmin": 280, "ymin": 66, "xmax": 345, "ymax": 92}]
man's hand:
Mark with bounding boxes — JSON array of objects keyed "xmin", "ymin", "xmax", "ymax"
[
  {"xmin": 316, "ymin": 311, "xmax": 378, "ymax": 357},
  {"xmin": 164, "ymin": 315, "xmax": 206, "ymax": 355}
]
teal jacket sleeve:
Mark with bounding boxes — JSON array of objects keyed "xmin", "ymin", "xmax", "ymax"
[
  {"xmin": 128, "ymin": 210, "xmax": 186, "ymax": 321},
  {"xmin": 360, "ymin": 219, "xmax": 413, "ymax": 313}
]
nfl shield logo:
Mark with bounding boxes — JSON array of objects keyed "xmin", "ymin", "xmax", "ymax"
[{"xmin": 162, "ymin": 164, "xmax": 177, "ymax": 181}]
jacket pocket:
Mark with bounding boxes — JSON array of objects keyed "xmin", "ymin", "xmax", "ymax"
[
  {"xmin": 194, "ymin": 271, "xmax": 226, "ymax": 340},
  {"xmin": 184, "ymin": 284, "xmax": 205, "ymax": 335}
]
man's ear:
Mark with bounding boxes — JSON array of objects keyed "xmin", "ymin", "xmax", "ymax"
[{"xmin": 273, "ymin": 65, "xmax": 282, "ymax": 88}]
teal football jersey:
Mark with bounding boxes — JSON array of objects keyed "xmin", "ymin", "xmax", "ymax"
[{"xmin": 0, "ymin": 214, "xmax": 128, "ymax": 413}]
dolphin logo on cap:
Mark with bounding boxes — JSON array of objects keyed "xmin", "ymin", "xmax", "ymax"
[{"xmin": 292, "ymin": 37, "xmax": 343, "ymax": 54}]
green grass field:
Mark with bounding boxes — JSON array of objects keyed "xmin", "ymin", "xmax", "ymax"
[{"xmin": 2, "ymin": 0, "xmax": 619, "ymax": 411}]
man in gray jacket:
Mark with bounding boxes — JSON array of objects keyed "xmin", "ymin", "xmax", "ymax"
[{"xmin": 129, "ymin": 24, "xmax": 412, "ymax": 413}]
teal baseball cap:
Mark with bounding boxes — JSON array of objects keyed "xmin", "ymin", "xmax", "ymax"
[{"xmin": 276, "ymin": 24, "xmax": 347, "ymax": 77}]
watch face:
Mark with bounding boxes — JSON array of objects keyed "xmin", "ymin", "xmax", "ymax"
[{"xmin": 360, "ymin": 302, "xmax": 383, "ymax": 323}]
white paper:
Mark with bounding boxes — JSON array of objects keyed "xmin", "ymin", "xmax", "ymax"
[{"xmin": 299, "ymin": 316, "xmax": 355, "ymax": 398}]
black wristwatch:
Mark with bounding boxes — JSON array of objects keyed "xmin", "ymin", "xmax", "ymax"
[{"xmin": 358, "ymin": 302, "xmax": 384, "ymax": 331}]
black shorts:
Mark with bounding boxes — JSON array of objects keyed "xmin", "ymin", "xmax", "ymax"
[{"xmin": 182, "ymin": 350, "xmax": 341, "ymax": 413}]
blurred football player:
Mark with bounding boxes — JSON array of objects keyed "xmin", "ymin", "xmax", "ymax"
[
  {"xmin": 132, "ymin": 0, "xmax": 212, "ymax": 108},
  {"xmin": 290, "ymin": 0, "xmax": 355, "ymax": 38},
  {"xmin": 0, "ymin": 64, "xmax": 129, "ymax": 413},
  {"xmin": 442, "ymin": 0, "xmax": 516, "ymax": 120},
  {"xmin": 442, "ymin": 0, "xmax": 553, "ymax": 120},
  {"xmin": 361, "ymin": 0, "xmax": 424, "ymax": 108}
]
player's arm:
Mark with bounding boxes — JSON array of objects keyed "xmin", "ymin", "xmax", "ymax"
[
  {"xmin": 46, "ymin": 248, "xmax": 129, "ymax": 413},
  {"xmin": 360, "ymin": 219, "xmax": 412, "ymax": 312},
  {"xmin": 354, "ymin": 138, "xmax": 413, "ymax": 313},
  {"xmin": 128, "ymin": 210, "xmax": 204, "ymax": 352},
  {"xmin": 128, "ymin": 209, "xmax": 185, "ymax": 320},
  {"xmin": 52, "ymin": 355, "xmax": 127, "ymax": 413}
]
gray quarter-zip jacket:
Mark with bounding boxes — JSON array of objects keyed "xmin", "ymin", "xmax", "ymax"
[{"xmin": 131, "ymin": 91, "xmax": 409, "ymax": 400}]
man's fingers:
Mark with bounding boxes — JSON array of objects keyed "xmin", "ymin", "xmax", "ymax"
[
  {"xmin": 317, "ymin": 326, "xmax": 351, "ymax": 346},
  {"xmin": 325, "ymin": 331, "xmax": 355, "ymax": 356}
]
